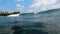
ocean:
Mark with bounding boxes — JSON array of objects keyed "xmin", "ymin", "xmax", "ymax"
[{"xmin": 0, "ymin": 8, "xmax": 60, "ymax": 34}]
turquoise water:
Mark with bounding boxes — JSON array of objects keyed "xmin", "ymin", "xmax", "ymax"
[{"xmin": 0, "ymin": 8, "xmax": 60, "ymax": 34}]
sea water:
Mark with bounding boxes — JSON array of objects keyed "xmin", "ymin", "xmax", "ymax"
[{"xmin": 0, "ymin": 9, "xmax": 60, "ymax": 34}]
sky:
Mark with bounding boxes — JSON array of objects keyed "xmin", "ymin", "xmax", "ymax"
[{"xmin": 0, "ymin": 0, "xmax": 60, "ymax": 13}]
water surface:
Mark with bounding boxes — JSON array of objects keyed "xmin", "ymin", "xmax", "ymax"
[{"xmin": 0, "ymin": 9, "xmax": 60, "ymax": 34}]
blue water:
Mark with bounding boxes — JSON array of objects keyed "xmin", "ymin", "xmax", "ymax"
[{"xmin": 0, "ymin": 8, "xmax": 60, "ymax": 34}]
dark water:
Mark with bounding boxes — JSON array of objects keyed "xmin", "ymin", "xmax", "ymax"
[{"xmin": 0, "ymin": 9, "xmax": 60, "ymax": 34}]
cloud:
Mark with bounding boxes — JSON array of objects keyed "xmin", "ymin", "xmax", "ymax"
[
  {"xmin": 14, "ymin": 0, "xmax": 24, "ymax": 12},
  {"xmin": 27, "ymin": 10, "xmax": 34, "ymax": 13},
  {"xmin": 16, "ymin": 4, "xmax": 24, "ymax": 11},
  {"xmin": 29, "ymin": 0, "xmax": 59, "ymax": 12}
]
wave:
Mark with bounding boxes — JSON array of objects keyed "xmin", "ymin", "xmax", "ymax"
[
  {"xmin": 39, "ymin": 8, "xmax": 60, "ymax": 14},
  {"xmin": 21, "ymin": 8, "xmax": 60, "ymax": 16}
]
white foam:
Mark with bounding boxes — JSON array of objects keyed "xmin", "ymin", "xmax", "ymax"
[{"xmin": 7, "ymin": 14, "xmax": 20, "ymax": 17}]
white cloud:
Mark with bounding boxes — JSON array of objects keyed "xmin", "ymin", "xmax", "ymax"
[
  {"xmin": 16, "ymin": 4, "xmax": 24, "ymax": 11},
  {"xmin": 27, "ymin": 10, "xmax": 33, "ymax": 13},
  {"xmin": 14, "ymin": 0, "xmax": 24, "ymax": 12},
  {"xmin": 29, "ymin": 0, "xmax": 59, "ymax": 12},
  {"xmin": 16, "ymin": 4, "xmax": 21, "ymax": 7}
]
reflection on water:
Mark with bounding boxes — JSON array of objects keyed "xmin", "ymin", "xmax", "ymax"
[{"xmin": 0, "ymin": 10, "xmax": 60, "ymax": 34}]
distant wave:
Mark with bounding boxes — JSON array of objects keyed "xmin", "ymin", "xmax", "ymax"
[
  {"xmin": 21, "ymin": 8, "xmax": 60, "ymax": 15},
  {"xmin": 39, "ymin": 8, "xmax": 60, "ymax": 14}
]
